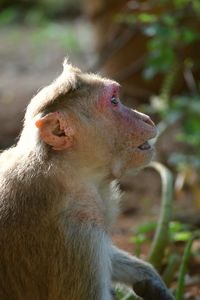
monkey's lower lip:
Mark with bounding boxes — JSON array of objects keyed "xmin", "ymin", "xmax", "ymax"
[{"xmin": 138, "ymin": 141, "xmax": 151, "ymax": 150}]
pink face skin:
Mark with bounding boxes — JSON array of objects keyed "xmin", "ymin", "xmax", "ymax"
[
  {"xmin": 97, "ymin": 82, "xmax": 157, "ymax": 173},
  {"xmin": 98, "ymin": 83, "xmax": 121, "ymax": 111}
]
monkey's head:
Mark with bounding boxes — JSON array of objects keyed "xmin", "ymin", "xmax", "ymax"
[{"xmin": 22, "ymin": 61, "xmax": 157, "ymax": 179}]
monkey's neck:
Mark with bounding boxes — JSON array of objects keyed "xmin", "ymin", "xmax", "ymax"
[
  {"xmin": 12, "ymin": 144, "xmax": 121, "ymax": 230},
  {"xmin": 54, "ymin": 168, "xmax": 120, "ymax": 230}
]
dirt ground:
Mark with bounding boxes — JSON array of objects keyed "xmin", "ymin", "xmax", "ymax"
[{"xmin": 0, "ymin": 19, "xmax": 199, "ymax": 299}]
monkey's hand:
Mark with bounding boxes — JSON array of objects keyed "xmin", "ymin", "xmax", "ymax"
[
  {"xmin": 133, "ymin": 277, "xmax": 175, "ymax": 300},
  {"xmin": 111, "ymin": 246, "xmax": 174, "ymax": 300}
]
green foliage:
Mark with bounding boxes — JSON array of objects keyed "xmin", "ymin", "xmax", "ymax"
[
  {"xmin": 175, "ymin": 231, "xmax": 200, "ymax": 300},
  {"xmin": 169, "ymin": 221, "xmax": 192, "ymax": 242},
  {"xmin": 117, "ymin": 1, "xmax": 200, "ymax": 173},
  {"xmin": 0, "ymin": 8, "xmax": 20, "ymax": 25},
  {"xmin": 24, "ymin": 9, "xmax": 48, "ymax": 26},
  {"xmin": 133, "ymin": 221, "xmax": 157, "ymax": 235},
  {"xmin": 117, "ymin": 1, "xmax": 200, "ymax": 79},
  {"xmin": 143, "ymin": 3, "xmax": 200, "ymax": 173},
  {"xmin": 118, "ymin": 4, "xmax": 200, "ymax": 174},
  {"xmin": 132, "ymin": 221, "xmax": 192, "ymax": 250},
  {"xmin": 128, "ymin": 219, "xmax": 197, "ymax": 298},
  {"xmin": 40, "ymin": 0, "xmax": 81, "ymax": 18},
  {"xmin": 0, "ymin": 0, "xmax": 81, "ymax": 25},
  {"xmin": 173, "ymin": 97, "xmax": 200, "ymax": 148},
  {"xmin": 151, "ymin": 93, "xmax": 200, "ymax": 170}
]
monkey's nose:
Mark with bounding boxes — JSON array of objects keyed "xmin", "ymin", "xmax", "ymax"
[
  {"xmin": 132, "ymin": 110, "xmax": 155, "ymax": 128},
  {"xmin": 143, "ymin": 116, "xmax": 155, "ymax": 127}
]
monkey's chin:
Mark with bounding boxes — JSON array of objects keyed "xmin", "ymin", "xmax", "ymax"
[
  {"xmin": 140, "ymin": 151, "xmax": 155, "ymax": 169},
  {"xmin": 111, "ymin": 147, "xmax": 155, "ymax": 179},
  {"xmin": 137, "ymin": 146, "xmax": 155, "ymax": 162},
  {"xmin": 128, "ymin": 146, "xmax": 155, "ymax": 173}
]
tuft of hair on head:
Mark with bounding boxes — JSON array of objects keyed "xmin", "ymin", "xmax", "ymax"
[
  {"xmin": 57, "ymin": 58, "xmax": 81, "ymax": 93},
  {"xmin": 25, "ymin": 59, "xmax": 82, "ymax": 121},
  {"xmin": 62, "ymin": 58, "xmax": 81, "ymax": 78}
]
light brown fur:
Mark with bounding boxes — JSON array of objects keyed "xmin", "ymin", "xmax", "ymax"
[{"xmin": 0, "ymin": 61, "xmax": 174, "ymax": 300}]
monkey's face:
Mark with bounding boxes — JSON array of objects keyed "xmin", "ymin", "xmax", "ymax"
[
  {"xmin": 33, "ymin": 65, "xmax": 157, "ymax": 179},
  {"xmin": 91, "ymin": 82, "xmax": 157, "ymax": 178}
]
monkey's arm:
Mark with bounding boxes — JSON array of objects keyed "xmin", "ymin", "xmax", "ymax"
[{"xmin": 111, "ymin": 246, "xmax": 175, "ymax": 300}]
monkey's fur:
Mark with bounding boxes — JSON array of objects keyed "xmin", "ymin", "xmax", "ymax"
[{"xmin": 0, "ymin": 62, "xmax": 174, "ymax": 300}]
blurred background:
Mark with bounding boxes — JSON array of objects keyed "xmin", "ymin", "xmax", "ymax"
[{"xmin": 0, "ymin": 0, "xmax": 200, "ymax": 298}]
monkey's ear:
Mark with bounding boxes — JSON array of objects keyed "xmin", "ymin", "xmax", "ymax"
[{"xmin": 35, "ymin": 112, "xmax": 74, "ymax": 150}]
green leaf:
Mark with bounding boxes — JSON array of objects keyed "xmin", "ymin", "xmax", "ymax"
[
  {"xmin": 138, "ymin": 13, "xmax": 157, "ymax": 23},
  {"xmin": 134, "ymin": 222, "xmax": 157, "ymax": 234},
  {"xmin": 180, "ymin": 28, "xmax": 200, "ymax": 43},
  {"xmin": 161, "ymin": 14, "xmax": 176, "ymax": 26},
  {"xmin": 130, "ymin": 234, "xmax": 147, "ymax": 245},
  {"xmin": 169, "ymin": 222, "xmax": 183, "ymax": 233},
  {"xmin": 0, "ymin": 8, "xmax": 19, "ymax": 25},
  {"xmin": 173, "ymin": 232, "xmax": 192, "ymax": 242}
]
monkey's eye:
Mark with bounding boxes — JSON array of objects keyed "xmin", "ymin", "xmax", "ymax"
[{"xmin": 111, "ymin": 96, "xmax": 119, "ymax": 106}]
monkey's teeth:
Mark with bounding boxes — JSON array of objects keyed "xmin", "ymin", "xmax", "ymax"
[{"xmin": 138, "ymin": 141, "xmax": 151, "ymax": 150}]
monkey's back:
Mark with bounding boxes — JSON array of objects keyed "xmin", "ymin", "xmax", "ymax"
[
  {"xmin": 0, "ymin": 180, "xmax": 65, "ymax": 299},
  {"xmin": 0, "ymin": 155, "xmax": 104, "ymax": 300}
]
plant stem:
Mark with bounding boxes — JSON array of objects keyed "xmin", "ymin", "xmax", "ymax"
[
  {"xmin": 163, "ymin": 253, "xmax": 181, "ymax": 286},
  {"xmin": 175, "ymin": 231, "xmax": 200, "ymax": 300},
  {"xmin": 148, "ymin": 162, "xmax": 173, "ymax": 271}
]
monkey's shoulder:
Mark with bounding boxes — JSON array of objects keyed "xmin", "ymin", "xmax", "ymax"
[{"xmin": 0, "ymin": 147, "xmax": 19, "ymax": 173}]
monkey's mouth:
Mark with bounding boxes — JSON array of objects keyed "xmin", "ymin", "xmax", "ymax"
[
  {"xmin": 137, "ymin": 138, "xmax": 156, "ymax": 151},
  {"xmin": 138, "ymin": 141, "xmax": 151, "ymax": 151}
]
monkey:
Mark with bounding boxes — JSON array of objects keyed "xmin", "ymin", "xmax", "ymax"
[{"xmin": 0, "ymin": 60, "xmax": 174, "ymax": 300}]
